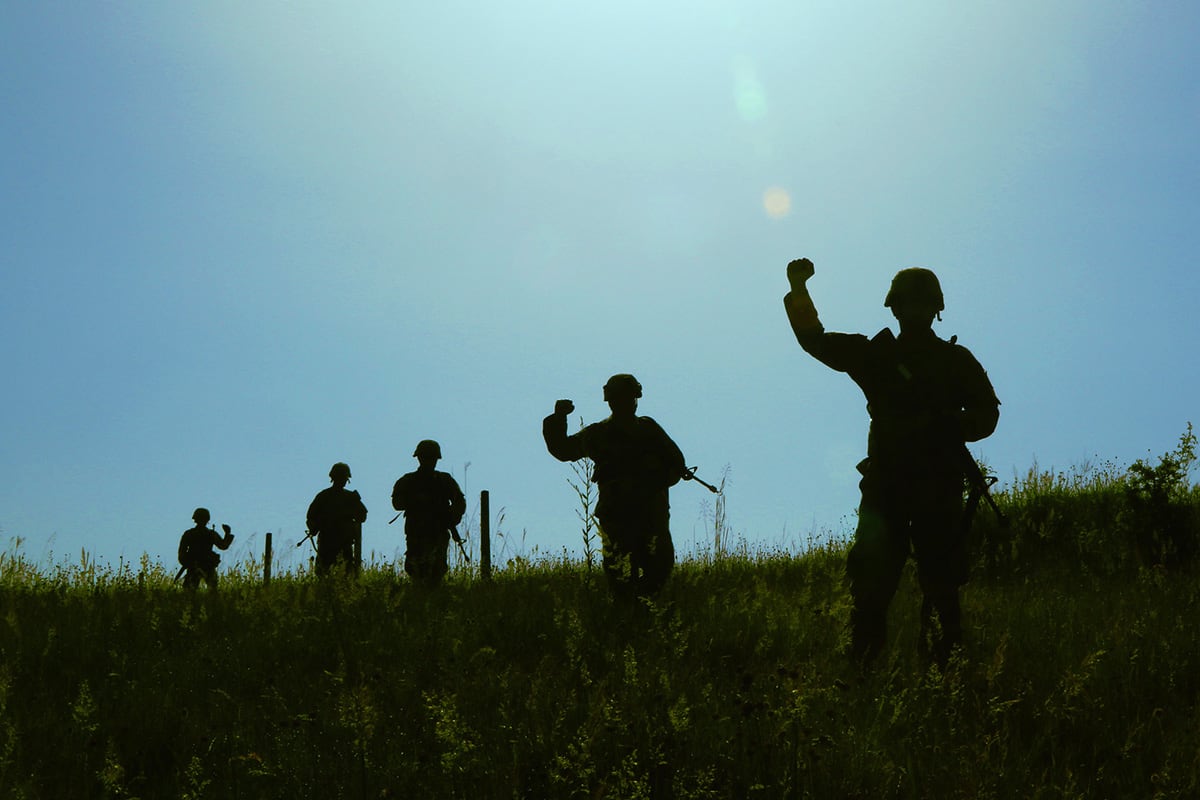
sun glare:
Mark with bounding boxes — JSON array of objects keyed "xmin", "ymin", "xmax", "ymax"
[{"xmin": 763, "ymin": 187, "xmax": 791, "ymax": 219}]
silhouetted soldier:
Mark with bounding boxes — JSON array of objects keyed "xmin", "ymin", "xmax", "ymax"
[
  {"xmin": 391, "ymin": 440, "xmax": 467, "ymax": 586},
  {"xmin": 177, "ymin": 507, "xmax": 235, "ymax": 590},
  {"xmin": 307, "ymin": 462, "xmax": 369, "ymax": 577},
  {"xmin": 783, "ymin": 258, "xmax": 999, "ymax": 666},
  {"xmin": 543, "ymin": 374, "xmax": 690, "ymax": 600}
]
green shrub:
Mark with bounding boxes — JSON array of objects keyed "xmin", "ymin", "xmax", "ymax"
[{"xmin": 973, "ymin": 424, "xmax": 1197, "ymax": 580}]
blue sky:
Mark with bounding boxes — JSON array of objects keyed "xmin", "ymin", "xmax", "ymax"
[{"xmin": 2, "ymin": 2, "xmax": 1197, "ymax": 572}]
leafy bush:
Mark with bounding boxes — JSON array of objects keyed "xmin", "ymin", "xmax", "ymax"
[
  {"xmin": 1123, "ymin": 423, "xmax": 1198, "ymax": 569},
  {"xmin": 972, "ymin": 424, "xmax": 1198, "ymax": 580}
]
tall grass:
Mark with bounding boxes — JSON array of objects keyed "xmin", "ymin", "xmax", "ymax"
[
  {"xmin": 971, "ymin": 423, "xmax": 1199, "ymax": 579},
  {"xmin": 0, "ymin": 427, "xmax": 1197, "ymax": 799}
]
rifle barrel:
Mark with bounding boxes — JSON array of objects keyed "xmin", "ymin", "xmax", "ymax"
[
  {"xmin": 961, "ymin": 447, "xmax": 1007, "ymax": 526},
  {"xmin": 685, "ymin": 467, "xmax": 720, "ymax": 494}
]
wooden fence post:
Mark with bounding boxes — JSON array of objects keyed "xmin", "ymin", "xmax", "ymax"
[
  {"xmin": 353, "ymin": 522, "xmax": 362, "ymax": 577},
  {"xmin": 480, "ymin": 490, "xmax": 492, "ymax": 580},
  {"xmin": 264, "ymin": 532, "xmax": 273, "ymax": 585}
]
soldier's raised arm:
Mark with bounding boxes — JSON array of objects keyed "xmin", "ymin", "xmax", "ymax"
[
  {"xmin": 782, "ymin": 257, "xmax": 873, "ymax": 375},
  {"xmin": 783, "ymin": 257, "xmax": 821, "ymax": 333},
  {"xmin": 543, "ymin": 398, "xmax": 588, "ymax": 462}
]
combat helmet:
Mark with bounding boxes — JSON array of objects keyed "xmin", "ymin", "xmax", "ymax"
[
  {"xmin": 329, "ymin": 462, "xmax": 352, "ymax": 481},
  {"xmin": 603, "ymin": 373, "xmax": 643, "ymax": 401},
  {"xmin": 192, "ymin": 507, "xmax": 211, "ymax": 524},
  {"xmin": 884, "ymin": 268, "xmax": 944, "ymax": 312},
  {"xmin": 413, "ymin": 440, "xmax": 442, "ymax": 459}
]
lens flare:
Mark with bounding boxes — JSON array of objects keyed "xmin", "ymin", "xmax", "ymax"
[
  {"xmin": 733, "ymin": 59, "xmax": 767, "ymax": 123},
  {"xmin": 763, "ymin": 187, "xmax": 791, "ymax": 219}
]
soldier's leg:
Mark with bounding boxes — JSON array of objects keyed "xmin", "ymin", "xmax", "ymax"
[
  {"xmin": 917, "ymin": 590, "xmax": 961, "ymax": 667},
  {"xmin": 602, "ymin": 546, "xmax": 635, "ymax": 600},
  {"xmin": 430, "ymin": 538, "xmax": 450, "ymax": 584},
  {"xmin": 634, "ymin": 501, "xmax": 675, "ymax": 597},
  {"xmin": 315, "ymin": 535, "xmax": 336, "ymax": 577},
  {"xmin": 406, "ymin": 533, "xmax": 449, "ymax": 587},
  {"xmin": 912, "ymin": 480, "xmax": 968, "ymax": 665},
  {"xmin": 846, "ymin": 497, "xmax": 909, "ymax": 664},
  {"xmin": 628, "ymin": 534, "xmax": 672, "ymax": 598},
  {"xmin": 323, "ymin": 533, "xmax": 355, "ymax": 577},
  {"xmin": 405, "ymin": 555, "xmax": 436, "ymax": 587},
  {"xmin": 403, "ymin": 533, "xmax": 424, "ymax": 582},
  {"xmin": 597, "ymin": 517, "xmax": 637, "ymax": 600}
]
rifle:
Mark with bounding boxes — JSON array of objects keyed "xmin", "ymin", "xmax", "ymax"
[
  {"xmin": 295, "ymin": 530, "xmax": 317, "ymax": 550},
  {"xmin": 683, "ymin": 466, "xmax": 721, "ymax": 494},
  {"xmin": 390, "ymin": 510, "xmax": 470, "ymax": 561},
  {"xmin": 449, "ymin": 526, "xmax": 471, "ymax": 563},
  {"xmin": 960, "ymin": 447, "xmax": 1008, "ymax": 530},
  {"xmin": 173, "ymin": 565, "xmax": 186, "ymax": 583}
]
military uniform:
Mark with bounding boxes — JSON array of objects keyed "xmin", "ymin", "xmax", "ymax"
[
  {"xmin": 785, "ymin": 264, "xmax": 999, "ymax": 663},
  {"xmin": 543, "ymin": 377, "xmax": 687, "ymax": 599},
  {"xmin": 177, "ymin": 509, "xmax": 234, "ymax": 590},
  {"xmin": 307, "ymin": 484, "xmax": 368, "ymax": 575},
  {"xmin": 392, "ymin": 442, "xmax": 466, "ymax": 586}
]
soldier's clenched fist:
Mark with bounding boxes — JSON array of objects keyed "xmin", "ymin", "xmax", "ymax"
[{"xmin": 787, "ymin": 258, "xmax": 815, "ymax": 291}]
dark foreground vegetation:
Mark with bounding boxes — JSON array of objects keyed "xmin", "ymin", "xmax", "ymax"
[{"xmin": 1, "ymin": 428, "xmax": 1197, "ymax": 799}]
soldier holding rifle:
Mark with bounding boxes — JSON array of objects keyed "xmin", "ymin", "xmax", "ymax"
[
  {"xmin": 783, "ymin": 258, "xmax": 1000, "ymax": 666},
  {"xmin": 306, "ymin": 462, "xmax": 368, "ymax": 576},
  {"xmin": 391, "ymin": 440, "xmax": 467, "ymax": 587}
]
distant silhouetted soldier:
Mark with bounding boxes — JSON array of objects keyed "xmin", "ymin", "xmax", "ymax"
[
  {"xmin": 392, "ymin": 440, "xmax": 467, "ymax": 586},
  {"xmin": 307, "ymin": 462, "xmax": 369, "ymax": 577},
  {"xmin": 543, "ymin": 374, "xmax": 690, "ymax": 600},
  {"xmin": 177, "ymin": 508, "xmax": 235, "ymax": 590},
  {"xmin": 783, "ymin": 258, "xmax": 1000, "ymax": 666}
]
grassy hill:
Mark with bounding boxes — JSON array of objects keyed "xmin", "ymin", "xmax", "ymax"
[{"xmin": 1, "ymin": 427, "xmax": 1197, "ymax": 799}]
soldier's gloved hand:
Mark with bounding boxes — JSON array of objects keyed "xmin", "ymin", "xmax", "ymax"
[
  {"xmin": 554, "ymin": 399, "xmax": 575, "ymax": 417},
  {"xmin": 221, "ymin": 524, "xmax": 232, "ymax": 535},
  {"xmin": 787, "ymin": 258, "xmax": 815, "ymax": 292}
]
